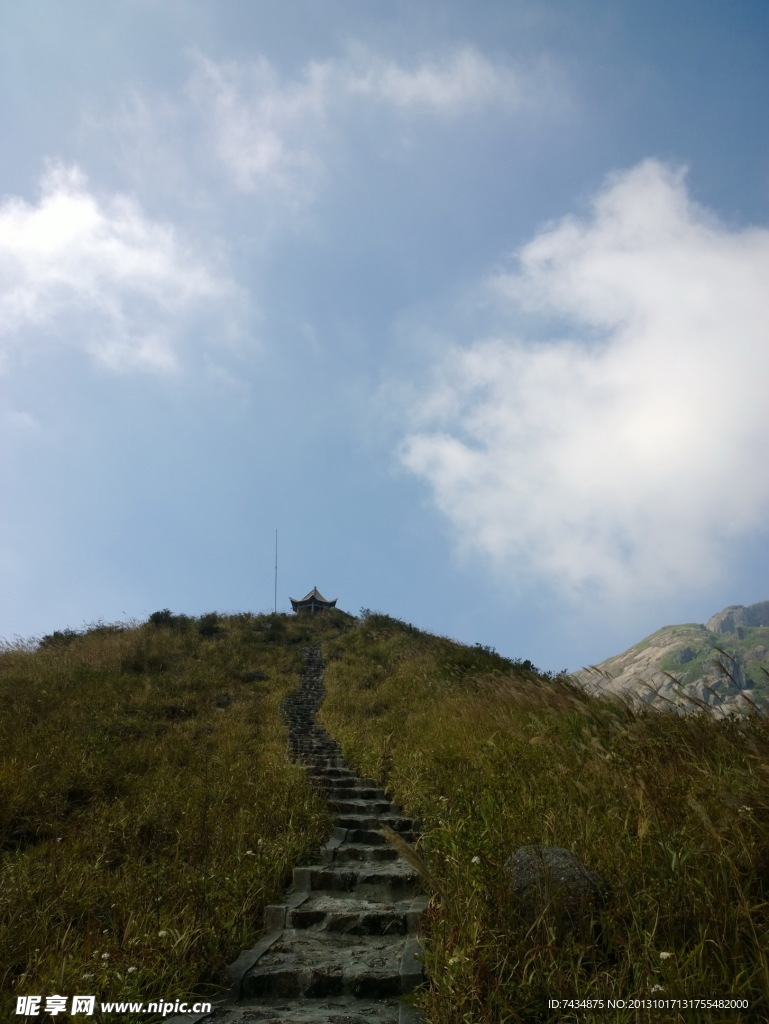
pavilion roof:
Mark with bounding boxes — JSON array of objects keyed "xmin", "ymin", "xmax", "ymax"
[{"xmin": 290, "ymin": 586, "xmax": 337, "ymax": 606}]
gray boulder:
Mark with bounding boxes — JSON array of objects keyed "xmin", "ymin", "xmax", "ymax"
[{"xmin": 505, "ymin": 845, "xmax": 607, "ymax": 938}]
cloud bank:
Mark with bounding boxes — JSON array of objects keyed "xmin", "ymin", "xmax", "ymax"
[
  {"xmin": 400, "ymin": 160, "xmax": 769, "ymax": 604},
  {"xmin": 0, "ymin": 164, "xmax": 236, "ymax": 372}
]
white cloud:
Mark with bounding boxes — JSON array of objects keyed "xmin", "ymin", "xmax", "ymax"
[
  {"xmin": 188, "ymin": 46, "xmax": 557, "ymax": 195},
  {"xmin": 400, "ymin": 160, "xmax": 769, "ymax": 605},
  {"xmin": 0, "ymin": 163, "xmax": 237, "ymax": 372},
  {"xmin": 1, "ymin": 408, "xmax": 40, "ymax": 433},
  {"xmin": 188, "ymin": 53, "xmax": 330, "ymax": 198},
  {"xmin": 345, "ymin": 46, "xmax": 538, "ymax": 113}
]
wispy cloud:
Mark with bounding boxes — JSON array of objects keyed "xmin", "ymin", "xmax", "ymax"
[
  {"xmin": 344, "ymin": 45, "xmax": 545, "ymax": 113},
  {"xmin": 188, "ymin": 53, "xmax": 330, "ymax": 199},
  {"xmin": 187, "ymin": 46, "xmax": 562, "ymax": 196},
  {"xmin": 0, "ymin": 163, "xmax": 238, "ymax": 373},
  {"xmin": 400, "ymin": 159, "xmax": 769, "ymax": 605}
]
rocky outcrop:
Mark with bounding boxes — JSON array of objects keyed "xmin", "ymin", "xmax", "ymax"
[
  {"xmin": 706, "ymin": 601, "xmax": 769, "ymax": 635},
  {"xmin": 574, "ymin": 602, "xmax": 769, "ymax": 716}
]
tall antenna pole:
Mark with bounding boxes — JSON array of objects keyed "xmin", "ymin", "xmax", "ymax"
[{"xmin": 274, "ymin": 529, "xmax": 278, "ymax": 613}]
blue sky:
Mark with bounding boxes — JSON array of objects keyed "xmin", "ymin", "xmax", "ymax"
[{"xmin": 2, "ymin": 0, "xmax": 768, "ymax": 672}]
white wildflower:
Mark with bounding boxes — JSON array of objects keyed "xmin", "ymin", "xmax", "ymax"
[
  {"xmin": 471, "ymin": 856, "xmax": 481, "ymax": 865},
  {"xmin": 659, "ymin": 951, "xmax": 672, "ymax": 960}
]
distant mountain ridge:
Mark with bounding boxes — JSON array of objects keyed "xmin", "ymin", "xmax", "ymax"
[{"xmin": 574, "ymin": 600, "xmax": 769, "ymax": 715}]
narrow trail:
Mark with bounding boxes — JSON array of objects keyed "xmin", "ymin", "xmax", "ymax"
[{"xmin": 170, "ymin": 643, "xmax": 426, "ymax": 1024}]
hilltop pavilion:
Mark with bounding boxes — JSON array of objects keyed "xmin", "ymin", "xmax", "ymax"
[{"xmin": 290, "ymin": 587, "xmax": 338, "ymax": 614}]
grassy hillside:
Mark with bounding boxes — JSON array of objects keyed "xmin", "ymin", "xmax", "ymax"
[
  {"xmin": 2, "ymin": 609, "xmax": 768, "ymax": 1023},
  {"xmin": 319, "ymin": 614, "xmax": 769, "ymax": 1023},
  {"xmin": 0, "ymin": 610, "xmax": 352, "ymax": 1022}
]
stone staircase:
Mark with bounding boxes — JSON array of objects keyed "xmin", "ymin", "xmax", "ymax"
[{"xmin": 168, "ymin": 643, "xmax": 426, "ymax": 1023}]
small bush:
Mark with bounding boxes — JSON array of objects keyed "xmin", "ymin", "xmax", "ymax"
[
  {"xmin": 197, "ymin": 612, "xmax": 223, "ymax": 638},
  {"xmin": 148, "ymin": 609, "xmax": 193, "ymax": 633},
  {"xmin": 38, "ymin": 627, "xmax": 81, "ymax": 649},
  {"xmin": 148, "ymin": 609, "xmax": 175, "ymax": 627}
]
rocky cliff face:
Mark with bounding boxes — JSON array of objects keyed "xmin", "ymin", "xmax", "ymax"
[
  {"xmin": 573, "ymin": 601, "xmax": 769, "ymax": 716},
  {"xmin": 705, "ymin": 601, "xmax": 769, "ymax": 635}
]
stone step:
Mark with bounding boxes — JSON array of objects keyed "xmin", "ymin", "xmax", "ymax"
[
  {"xmin": 308, "ymin": 767, "xmax": 358, "ymax": 779},
  {"xmin": 293, "ymin": 862, "xmax": 420, "ymax": 894},
  {"xmin": 333, "ymin": 814, "xmax": 417, "ymax": 833},
  {"xmin": 323, "ymin": 789, "xmax": 396, "ymax": 806},
  {"xmin": 241, "ymin": 932, "xmax": 421, "ymax": 1000},
  {"xmin": 328, "ymin": 798, "xmax": 394, "ymax": 815},
  {"xmin": 294, "ymin": 753, "xmax": 342, "ymax": 762},
  {"xmin": 311, "ymin": 775, "xmax": 381, "ymax": 791},
  {"xmin": 343, "ymin": 827, "xmax": 414, "ymax": 846},
  {"xmin": 328, "ymin": 843, "xmax": 400, "ymax": 863},
  {"xmin": 317, "ymin": 778, "xmax": 382, "ymax": 790},
  {"xmin": 266, "ymin": 892, "xmax": 423, "ymax": 936},
  {"xmin": 321, "ymin": 778, "xmax": 385, "ymax": 790},
  {"xmin": 293, "ymin": 753, "xmax": 341, "ymax": 761}
]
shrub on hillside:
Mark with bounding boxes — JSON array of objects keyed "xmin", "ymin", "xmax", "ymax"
[
  {"xmin": 198, "ymin": 612, "xmax": 224, "ymax": 638},
  {"xmin": 38, "ymin": 627, "xmax": 81, "ymax": 649},
  {"xmin": 148, "ymin": 609, "xmax": 193, "ymax": 632}
]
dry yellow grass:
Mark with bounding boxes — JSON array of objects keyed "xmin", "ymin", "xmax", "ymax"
[
  {"xmin": 320, "ymin": 612, "xmax": 769, "ymax": 1023},
  {"xmin": 5, "ymin": 607, "xmax": 767, "ymax": 1023},
  {"xmin": 0, "ymin": 611, "xmax": 352, "ymax": 1022}
]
